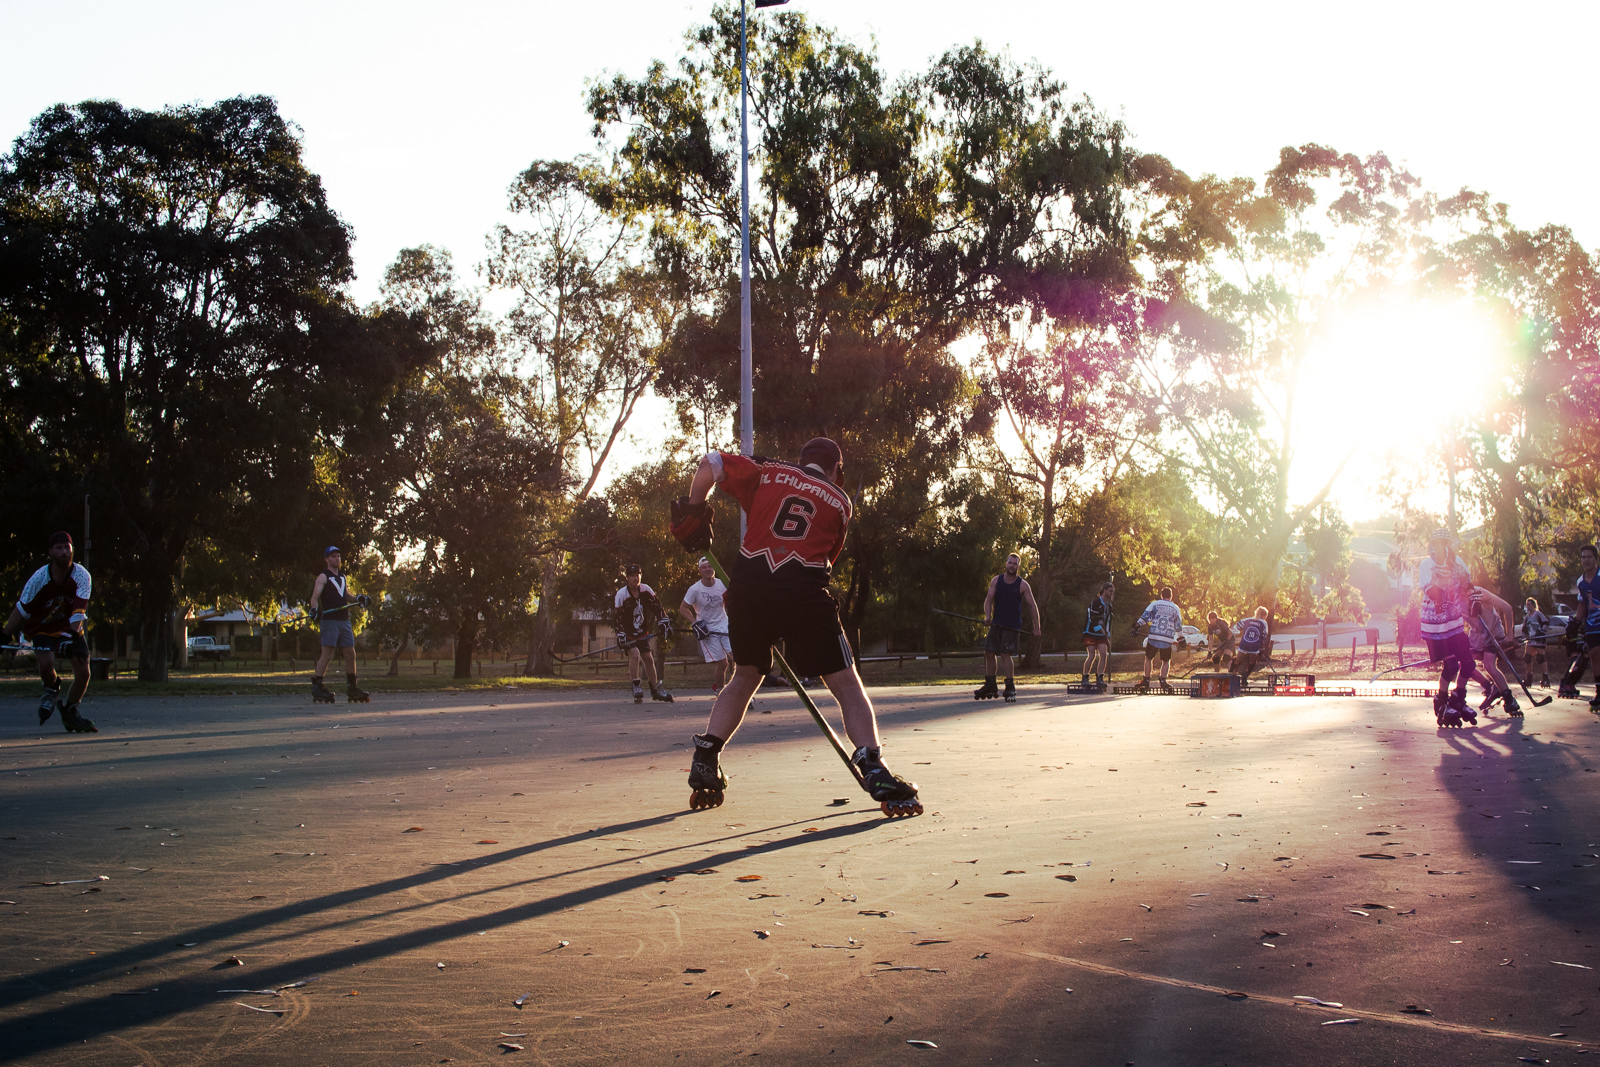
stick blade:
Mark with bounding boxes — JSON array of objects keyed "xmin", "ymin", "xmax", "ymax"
[{"xmin": 1533, "ymin": 696, "xmax": 1554, "ymax": 707}]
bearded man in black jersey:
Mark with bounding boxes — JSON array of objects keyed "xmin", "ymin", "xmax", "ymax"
[{"xmin": 976, "ymin": 552, "xmax": 1041, "ymax": 702}]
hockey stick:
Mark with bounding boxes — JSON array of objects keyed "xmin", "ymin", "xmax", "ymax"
[
  {"xmin": 556, "ymin": 621, "xmax": 679, "ymax": 664},
  {"xmin": 931, "ymin": 608, "xmax": 1030, "ymax": 635},
  {"xmin": 705, "ymin": 550, "xmax": 865, "ymax": 788},
  {"xmin": 1370, "ymin": 655, "xmax": 1451, "ymax": 683},
  {"xmin": 1479, "ymin": 627, "xmax": 1553, "ymax": 708},
  {"xmin": 1, "ymin": 637, "xmax": 81, "ymax": 655}
]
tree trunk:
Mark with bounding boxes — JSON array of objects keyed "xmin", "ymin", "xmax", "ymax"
[
  {"xmin": 453, "ymin": 613, "xmax": 477, "ymax": 679},
  {"xmin": 844, "ymin": 554, "xmax": 872, "ymax": 660},
  {"xmin": 1493, "ymin": 462, "xmax": 1521, "ymax": 601},
  {"xmin": 387, "ymin": 634, "xmax": 411, "ymax": 677},
  {"xmin": 525, "ymin": 554, "xmax": 563, "ymax": 675},
  {"xmin": 136, "ymin": 576, "xmax": 173, "ymax": 682},
  {"xmin": 1026, "ymin": 469, "xmax": 1057, "ymax": 670}
]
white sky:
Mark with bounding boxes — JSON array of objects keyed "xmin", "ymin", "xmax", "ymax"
[{"xmin": 6, "ymin": 1, "xmax": 1594, "ymax": 521}]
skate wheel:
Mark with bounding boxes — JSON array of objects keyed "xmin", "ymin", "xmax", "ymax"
[
  {"xmin": 689, "ymin": 789, "xmax": 724, "ymax": 811},
  {"xmin": 880, "ymin": 800, "xmax": 923, "ymax": 819}
]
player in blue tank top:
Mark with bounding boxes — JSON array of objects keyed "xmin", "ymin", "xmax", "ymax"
[{"xmin": 976, "ymin": 553, "xmax": 1040, "ymax": 702}]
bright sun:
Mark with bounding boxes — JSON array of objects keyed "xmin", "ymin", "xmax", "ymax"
[{"xmin": 1292, "ymin": 297, "xmax": 1507, "ymax": 520}]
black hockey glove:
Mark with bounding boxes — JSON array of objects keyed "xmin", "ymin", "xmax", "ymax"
[
  {"xmin": 670, "ymin": 498, "xmax": 714, "ymax": 553},
  {"xmin": 692, "ymin": 620, "xmax": 711, "ymax": 641},
  {"xmin": 356, "ymin": 593, "xmax": 371, "ymax": 610}
]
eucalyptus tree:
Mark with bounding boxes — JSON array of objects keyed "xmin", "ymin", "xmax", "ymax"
[
  {"xmin": 584, "ymin": 6, "xmax": 1132, "ymax": 647},
  {"xmin": 0, "ymin": 96, "xmax": 428, "ymax": 679},
  {"xmin": 1122, "ymin": 146, "xmax": 1428, "ymax": 604},
  {"xmin": 487, "ymin": 162, "xmax": 674, "ymax": 673},
  {"xmin": 1419, "ymin": 193, "xmax": 1600, "ymax": 599},
  {"xmin": 358, "ymin": 247, "xmax": 566, "ymax": 678}
]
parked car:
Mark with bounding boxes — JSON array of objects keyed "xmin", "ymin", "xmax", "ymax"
[
  {"xmin": 1145, "ymin": 625, "xmax": 1207, "ymax": 650},
  {"xmin": 187, "ymin": 636, "xmax": 231, "ymax": 661}
]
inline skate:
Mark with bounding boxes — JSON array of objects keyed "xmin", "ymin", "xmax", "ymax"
[
  {"xmin": 850, "ymin": 746, "xmax": 922, "ymax": 818},
  {"xmin": 687, "ymin": 733, "xmax": 726, "ymax": 810},
  {"xmin": 59, "ymin": 702, "xmax": 96, "ymax": 733}
]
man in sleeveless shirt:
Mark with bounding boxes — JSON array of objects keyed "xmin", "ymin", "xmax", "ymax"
[
  {"xmin": 977, "ymin": 552, "xmax": 1041, "ymax": 702},
  {"xmin": 311, "ymin": 546, "xmax": 369, "ymax": 703}
]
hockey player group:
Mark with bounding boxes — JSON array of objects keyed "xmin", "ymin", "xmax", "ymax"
[{"xmin": 12, "ymin": 442, "xmax": 1600, "ymax": 822}]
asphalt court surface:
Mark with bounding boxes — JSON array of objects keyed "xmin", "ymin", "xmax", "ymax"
[{"xmin": 3, "ymin": 683, "xmax": 1599, "ymax": 1065}]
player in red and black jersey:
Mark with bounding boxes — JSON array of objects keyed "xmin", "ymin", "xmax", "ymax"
[
  {"xmin": 2, "ymin": 532, "xmax": 97, "ymax": 732},
  {"xmin": 670, "ymin": 437, "xmax": 918, "ymax": 810}
]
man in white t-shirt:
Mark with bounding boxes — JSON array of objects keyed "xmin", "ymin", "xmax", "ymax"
[{"xmin": 679, "ymin": 557, "xmax": 733, "ymax": 692}]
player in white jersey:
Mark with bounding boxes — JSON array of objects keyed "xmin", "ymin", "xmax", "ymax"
[
  {"xmin": 679, "ymin": 557, "xmax": 733, "ymax": 692},
  {"xmin": 1132, "ymin": 586, "xmax": 1184, "ymax": 692}
]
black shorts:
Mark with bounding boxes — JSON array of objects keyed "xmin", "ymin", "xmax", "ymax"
[
  {"xmin": 1424, "ymin": 632, "xmax": 1473, "ymax": 671},
  {"xmin": 31, "ymin": 630, "xmax": 88, "ymax": 660},
  {"xmin": 1143, "ymin": 643, "xmax": 1173, "ymax": 662},
  {"xmin": 984, "ymin": 625, "xmax": 1020, "ymax": 655},
  {"xmin": 1585, "ymin": 633, "xmax": 1600, "ymax": 654},
  {"xmin": 727, "ymin": 584, "xmax": 852, "ymax": 678}
]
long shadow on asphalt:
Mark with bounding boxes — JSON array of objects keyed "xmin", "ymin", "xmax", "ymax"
[
  {"xmin": 0, "ymin": 810, "xmax": 885, "ymax": 1061},
  {"xmin": 1438, "ymin": 712, "xmax": 1600, "ymax": 923}
]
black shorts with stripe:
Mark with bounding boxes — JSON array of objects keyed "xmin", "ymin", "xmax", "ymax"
[{"xmin": 727, "ymin": 584, "xmax": 853, "ymax": 678}]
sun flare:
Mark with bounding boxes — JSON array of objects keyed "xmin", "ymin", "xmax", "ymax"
[{"xmin": 1293, "ymin": 298, "xmax": 1507, "ymax": 518}]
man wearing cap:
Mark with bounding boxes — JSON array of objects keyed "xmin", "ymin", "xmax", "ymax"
[
  {"xmin": 311, "ymin": 546, "xmax": 369, "ymax": 703},
  {"xmin": 679, "ymin": 556, "xmax": 733, "ymax": 693},
  {"xmin": 3, "ymin": 532, "xmax": 96, "ymax": 732},
  {"xmin": 669, "ymin": 437, "xmax": 921, "ymax": 815},
  {"xmin": 615, "ymin": 564, "xmax": 672, "ymax": 704}
]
